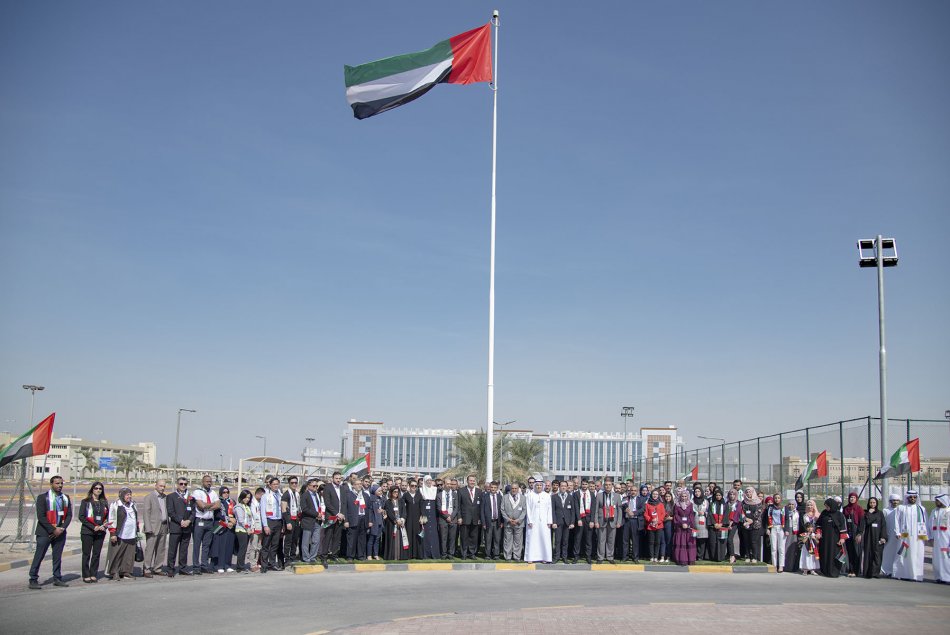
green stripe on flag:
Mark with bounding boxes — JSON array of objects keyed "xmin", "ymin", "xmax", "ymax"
[{"xmin": 345, "ymin": 39, "xmax": 452, "ymax": 87}]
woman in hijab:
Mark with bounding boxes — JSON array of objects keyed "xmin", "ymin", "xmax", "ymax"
[
  {"xmin": 382, "ymin": 486, "xmax": 408, "ymax": 561},
  {"xmin": 740, "ymin": 487, "xmax": 764, "ymax": 562},
  {"xmin": 783, "ymin": 494, "xmax": 801, "ymax": 573},
  {"xmin": 401, "ymin": 479, "xmax": 423, "ymax": 559},
  {"xmin": 671, "ymin": 487, "xmax": 696, "ymax": 565},
  {"xmin": 817, "ymin": 497, "xmax": 847, "ymax": 577},
  {"xmin": 367, "ymin": 484, "xmax": 383, "ymax": 560},
  {"xmin": 213, "ymin": 486, "xmax": 236, "ymax": 573},
  {"xmin": 691, "ymin": 485, "xmax": 709, "ymax": 561},
  {"xmin": 842, "ymin": 491, "xmax": 864, "ymax": 577},
  {"xmin": 107, "ymin": 488, "xmax": 138, "ymax": 580},
  {"xmin": 707, "ymin": 489, "xmax": 728, "ymax": 562},
  {"xmin": 419, "ymin": 476, "xmax": 441, "ymax": 559},
  {"xmin": 661, "ymin": 491, "xmax": 675, "ymax": 563},
  {"xmin": 644, "ymin": 488, "xmax": 666, "ymax": 562},
  {"xmin": 726, "ymin": 488, "xmax": 741, "ymax": 563},
  {"xmin": 858, "ymin": 496, "xmax": 885, "ymax": 579}
]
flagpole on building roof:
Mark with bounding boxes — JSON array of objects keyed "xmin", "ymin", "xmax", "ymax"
[{"xmin": 485, "ymin": 9, "xmax": 499, "ymax": 484}]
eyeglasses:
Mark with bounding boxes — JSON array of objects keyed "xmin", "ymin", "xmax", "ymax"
[
  {"xmin": 178, "ymin": 482, "xmax": 188, "ymax": 486},
  {"xmin": 93, "ymin": 487, "xmax": 103, "ymax": 491}
]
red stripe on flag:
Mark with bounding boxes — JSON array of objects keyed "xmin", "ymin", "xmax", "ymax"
[
  {"xmin": 815, "ymin": 450, "xmax": 828, "ymax": 478},
  {"xmin": 690, "ymin": 465, "xmax": 698, "ymax": 482},
  {"xmin": 448, "ymin": 24, "xmax": 493, "ymax": 85},
  {"xmin": 907, "ymin": 438, "xmax": 920, "ymax": 473},
  {"xmin": 32, "ymin": 413, "xmax": 55, "ymax": 455}
]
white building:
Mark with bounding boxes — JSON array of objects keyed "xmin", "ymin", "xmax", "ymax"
[
  {"xmin": 24, "ymin": 435, "xmax": 157, "ymax": 480},
  {"xmin": 341, "ymin": 420, "xmax": 683, "ymax": 480}
]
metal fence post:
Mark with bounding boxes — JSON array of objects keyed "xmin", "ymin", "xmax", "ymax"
[
  {"xmin": 805, "ymin": 428, "xmax": 811, "ymax": 499},
  {"xmin": 737, "ymin": 441, "xmax": 742, "ymax": 486},
  {"xmin": 778, "ymin": 433, "xmax": 784, "ymax": 494},
  {"xmin": 839, "ymin": 421, "xmax": 845, "ymax": 501},
  {"xmin": 756, "ymin": 437, "xmax": 761, "ymax": 491},
  {"xmin": 867, "ymin": 416, "xmax": 873, "ymax": 498},
  {"xmin": 907, "ymin": 419, "xmax": 912, "ymax": 491}
]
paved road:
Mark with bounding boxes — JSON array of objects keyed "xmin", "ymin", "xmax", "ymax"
[{"xmin": 1, "ymin": 550, "xmax": 947, "ymax": 634}]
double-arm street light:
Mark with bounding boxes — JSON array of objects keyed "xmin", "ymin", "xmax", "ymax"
[
  {"xmin": 493, "ymin": 420, "xmax": 516, "ymax": 484},
  {"xmin": 698, "ymin": 435, "xmax": 726, "ymax": 482},
  {"xmin": 858, "ymin": 236, "xmax": 898, "ymax": 497},
  {"xmin": 621, "ymin": 407, "xmax": 635, "ymax": 479},
  {"xmin": 173, "ymin": 409, "xmax": 197, "ymax": 481}
]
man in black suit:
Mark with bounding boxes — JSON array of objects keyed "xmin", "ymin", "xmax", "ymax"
[
  {"xmin": 319, "ymin": 471, "xmax": 345, "ymax": 566},
  {"xmin": 436, "ymin": 478, "xmax": 460, "ymax": 558},
  {"xmin": 551, "ymin": 480, "xmax": 576, "ymax": 563},
  {"xmin": 29, "ymin": 475, "xmax": 72, "ymax": 589},
  {"xmin": 343, "ymin": 480, "xmax": 370, "ymax": 561},
  {"xmin": 480, "ymin": 481, "xmax": 504, "ymax": 560},
  {"xmin": 457, "ymin": 474, "xmax": 482, "ymax": 559},
  {"xmin": 572, "ymin": 479, "xmax": 594, "ymax": 563},
  {"xmin": 166, "ymin": 476, "xmax": 194, "ymax": 576}
]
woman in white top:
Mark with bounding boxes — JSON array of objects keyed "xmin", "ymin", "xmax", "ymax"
[{"xmin": 108, "ymin": 488, "xmax": 139, "ymax": 580}]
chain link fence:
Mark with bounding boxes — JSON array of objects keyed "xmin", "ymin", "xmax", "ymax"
[{"xmin": 640, "ymin": 416, "xmax": 949, "ymax": 500}]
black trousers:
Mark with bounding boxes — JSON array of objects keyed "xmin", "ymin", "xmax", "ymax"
[
  {"xmin": 484, "ymin": 521, "xmax": 503, "ymax": 558},
  {"xmin": 192, "ymin": 520, "xmax": 214, "ymax": 570},
  {"xmin": 647, "ymin": 529, "xmax": 662, "ymax": 559},
  {"xmin": 261, "ymin": 519, "xmax": 283, "ymax": 567},
  {"xmin": 553, "ymin": 524, "xmax": 571, "ymax": 561},
  {"xmin": 81, "ymin": 531, "xmax": 105, "ymax": 578},
  {"xmin": 235, "ymin": 532, "xmax": 250, "ymax": 570},
  {"xmin": 622, "ymin": 519, "xmax": 640, "ymax": 560},
  {"xmin": 30, "ymin": 531, "xmax": 66, "ymax": 582},
  {"xmin": 319, "ymin": 519, "xmax": 343, "ymax": 558},
  {"xmin": 167, "ymin": 529, "xmax": 192, "ymax": 571},
  {"xmin": 283, "ymin": 519, "xmax": 301, "ymax": 562},
  {"xmin": 573, "ymin": 521, "xmax": 594, "ymax": 561},
  {"xmin": 438, "ymin": 517, "xmax": 458, "ymax": 557},
  {"xmin": 460, "ymin": 523, "xmax": 479, "ymax": 558},
  {"xmin": 346, "ymin": 517, "xmax": 368, "ymax": 560}
]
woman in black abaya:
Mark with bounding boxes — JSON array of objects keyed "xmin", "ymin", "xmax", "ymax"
[{"xmin": 817, "ymin": 497, "xmax": 847, "ymax": 577}]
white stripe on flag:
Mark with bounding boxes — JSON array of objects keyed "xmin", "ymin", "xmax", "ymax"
[{"xmin": 345, "ymin": 59, "xmax": 452, "ymax": 106}]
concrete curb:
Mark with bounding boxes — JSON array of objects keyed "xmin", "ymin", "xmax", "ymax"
[
  {"xmin": 292, "ymin": 562, "xmax": 771, "ymax": 575},
  {"xmin": 0, "ymin": 547, "xmax": 83, "ymax": 573}
]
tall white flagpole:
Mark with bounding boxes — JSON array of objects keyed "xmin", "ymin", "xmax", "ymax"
[{"xmin": 486, "ymin": 9, "xmax": 499, "ymax": 483}]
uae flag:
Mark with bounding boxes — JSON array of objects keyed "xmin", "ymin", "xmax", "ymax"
[
  {"xmin": 343, "ymin": 453, "xmax": 371, "ymax": 478},
  {"xmin": 345, "ymin": 23, "xmax": 493, "ymax": 120},
  {"xmin": 873, "ymin": 438, "xmax": 920, "ymax": 480},
  {"xmin": 0, "ymin": 413, "xmax": 55, "ymax": 469},
  {"xmin": 794, "ymin": 450, "xmax": 828, "ymax": 490},
  {"xmin": 681, "ymin": 465, "xmax": 698, "ymax": 482}
]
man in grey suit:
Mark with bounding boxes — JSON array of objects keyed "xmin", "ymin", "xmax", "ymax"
[
  {"xmin": 501, "ymin": 482, "xmax": 527, "ymax": 561},
  {"xmin": 593, "ymin": 480, "xmax": 622, "ymax": 563},
  {"xmin": 436, "ymin": 478, "xmax": 460, "ymax": 558},
  {"xmin": 139, "ymin": 480, "xmax": 169, "ymax": 577}
]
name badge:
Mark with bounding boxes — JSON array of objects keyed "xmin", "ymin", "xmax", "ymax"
[
  {"xmin": 57, "ymin": 511, "xmax": 65, "ymax": 517},
  {"xmin": 186, "ymin": 506, "xmax": 192, "ymax": 512},
  {"xmin": 871, "ymin": 523, "xmax": 878, "ymax": 528},
  {"xmin": 95, "ymin": 515, "xmax": 102, "ymax": 522},
  {"xmin": 476, "ymin": 500, "xmax": 481, "ymax": 504},
  {"xmin": 566, "ymin": 504, "xmax": 572, "ymax": 509},
  {"xmin": 681, "ymin": 517, "xmax": 688, "ymax": 522}
]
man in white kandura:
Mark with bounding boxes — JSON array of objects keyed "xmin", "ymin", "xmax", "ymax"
[
  {"xmin": 929, "ymin": 493, "xmax": 949, "ymax": 584},
  {"xmin": 524, "ymin": 480, "xmax": 552, "ymax": 563},
  {"xmin": 880, "ymin": 493, "xmax": 901, "ymax": 576},
  {"xmin": 892, "ymin": 490, "xmax": 929, "ymax": 582}
]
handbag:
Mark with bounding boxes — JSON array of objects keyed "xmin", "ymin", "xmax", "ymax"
[{"xmin": 134, "ymin": 541, "xmax": 144, "ymax": 562}]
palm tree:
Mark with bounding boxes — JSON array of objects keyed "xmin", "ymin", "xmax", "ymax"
[
  {"xmin": 441, "ymin": 431, "xmax": 504, "ymax": 482},
  {"xmin": 78, "ymin": 449, "xmax": 98, "ymax": 479},
  {"xmin": 115, "ymin": 454, "xmax": 143, "ymax": 482},
  {"xmin": 503, "ymin": 438, "xmax": 545, "ymax": 484}
]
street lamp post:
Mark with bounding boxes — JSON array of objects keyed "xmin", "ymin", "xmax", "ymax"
[
  {"xmin": 303, "ymin": 437, "xmax": 314, "ymax": 463},
  {"xmin": 173, "ymin": 409, "xmax": 196, "ymax": 481},
  {"xmin": 621, "ymin": 407, "xmax": 635, "ymax": 480},
  {"xmin": 493, "ymin": 420, "xmax": 516, "ymax": 484},
  {"xmin": 858, "ymin": 236, "xmax": 898, "ymax": 497},
  {"xmin": 698, "ymin": 436, "xmax": 726, "ymax": 483}
]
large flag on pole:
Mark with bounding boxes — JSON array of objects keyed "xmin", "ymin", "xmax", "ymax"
[
  {"xmin": 0, "ymin": 413, "xmax": 55, "ymax": 469},
  {"xmin": 681, "ymin": 465, "xmax": 698, "ymax": 482},
  {"xmin": 873, "ymin": 438, "xmax": 920, "ymax": 480},
  {"xmin": 342, "ymin": 453, "xmax": 371, "ymax": 479},
  {"xmin": 794, "ymin": 450, "xmax": 828, "ymax": 490},
  {"xmin": 344, "ymin": 23, "xmax": 493, "ymax": 119}
]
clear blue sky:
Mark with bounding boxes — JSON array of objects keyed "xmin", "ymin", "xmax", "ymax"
[{"xmin": 1, "ymin": 1, "xmax": 947, "ymax": 466}]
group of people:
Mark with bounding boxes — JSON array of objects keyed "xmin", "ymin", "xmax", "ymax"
[{"xmin": 26, "ymin": 472, "xmax": 950, "ymax": 588}]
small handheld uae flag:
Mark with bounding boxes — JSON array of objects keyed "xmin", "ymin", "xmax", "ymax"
[
  {"xmin": 681, "ymin": 465, "xmax": 699, "ymax": 482},
  {"xmin": 0, "ymin": 413, "xmax": 55, "ymax": 469},
  {"xmin": 873, "ymin": 438, "xmax": 920, "ymax": 480},
  {"xmin": 343, "ymin": 453, "xmax": 371, "ymax": 479},
  {"xmin": 794, "ymin": 450, "xmax": 828, "ymax": 490},
  {"xmin": 344, "ymin": 23, "xmax": 493, "ymax": 119}
]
